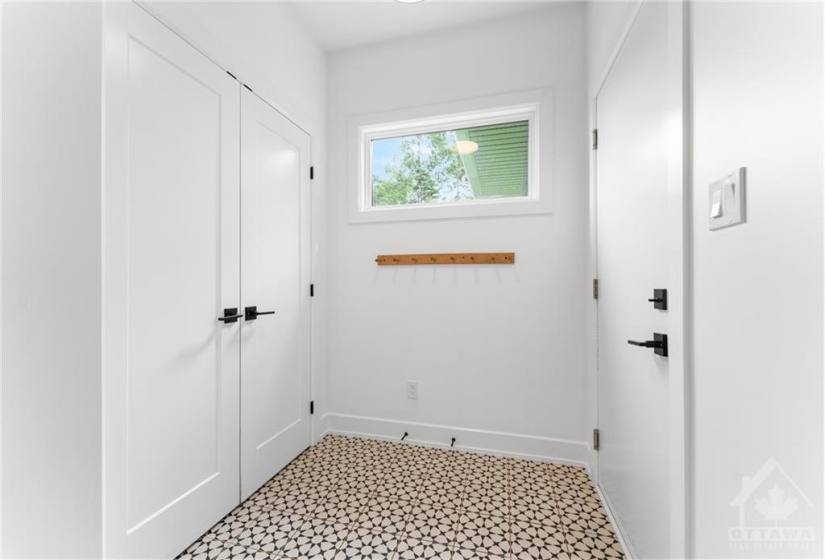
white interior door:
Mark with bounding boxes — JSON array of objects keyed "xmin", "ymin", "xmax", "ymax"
[
  {"xmin": 596, "ymin": 3, "xmax": 670, "ymax": 558},
  {"xmin": 103, "ymin": 4, "xmax": 241, "ymax": 557},
  {"xmin": 241, "ymin": 88, "xmax": 312, "ymax": 499}
]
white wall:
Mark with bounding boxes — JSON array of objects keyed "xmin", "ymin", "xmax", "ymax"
[
  {"xmin": 691, "ymin": 2, "xmax": 824, "ymax": 557},
  {"xmin": 326, "ymin": 5, "xmax": 591, "ymax": 463},
  {"xmin": 141, "ymin": 1, "xmax": 330, "ymax": 441},
  {"xmin": 141, "ymin": 2, "xmax": 325, "ymax": 134},
  {"xmin": 1, "ymin": 3, "xmax": 103, "ymax": 557}
]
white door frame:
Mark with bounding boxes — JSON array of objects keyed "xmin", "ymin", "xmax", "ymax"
[
  {"xmin": 589, "ymin": 1, "xmax": 691, "ymax": 558},
  {"xmin": 0, "ymin": 3, "xmax": 4, "ymax": 553}
]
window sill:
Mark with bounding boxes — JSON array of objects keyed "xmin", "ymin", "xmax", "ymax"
[{"xmin": 350, "ymin": 197, "xmax": 552, "ymax": 224}]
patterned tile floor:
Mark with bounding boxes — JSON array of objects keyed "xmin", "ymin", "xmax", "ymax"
[{"xmin": 179, "ymin": 435, "xmax": 625, "ymax": 560}]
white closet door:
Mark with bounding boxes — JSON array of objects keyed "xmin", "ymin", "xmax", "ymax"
[
  {"xmin": 240, "ymin": 88, "xmax": 312, "ymax": 499},
  {"xmin": 596, "ymin": 2, "xmax": 671, "ymax": 558},
  {"xmin": 103, "ymin": 3, "xmax": 241, "ymax": 557}
]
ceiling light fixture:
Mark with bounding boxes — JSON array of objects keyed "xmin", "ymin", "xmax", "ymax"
[
  {"xmin": 454, "ymin": 140, "xmax": 479, "ymax": 155},
  {"xmin": 396, "ymin": 0, "xmax": 425, "ymax": 4}
]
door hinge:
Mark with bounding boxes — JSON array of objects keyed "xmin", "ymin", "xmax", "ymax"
[
  {"xmin": 310, "ymin": 166, "xmax": 315, "ymax": 180},
  {"xmin": 592, "ymin": 129, "xmax": 598, "ymax": 150},
  {"xmin": 310, "ymin": 401, "xmax": 315, "ymax": 415},
  {"xmin": 593, "ymin": 279, "xmax": 599, "ymax": 300},
  {"xmin": 593, "ymin": 428, "xmax": 600, "ymax": 451},
  {"xmin": 310, "ymin": 284, "xmax": 315, "ymax": 297}
]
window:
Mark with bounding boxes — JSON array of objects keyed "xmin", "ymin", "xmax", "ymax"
[
  {"xmin": 349, "ymin": 90, "xmax": 553, "ymax": 223},
  {"xmin": 371, "ymin": 116, "xmax": 532, "ymax": 207}
]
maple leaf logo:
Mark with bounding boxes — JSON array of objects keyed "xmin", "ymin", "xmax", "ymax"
[{"xmin": 754, "ymin": 484, "xmax": 798, "ymax": 524}]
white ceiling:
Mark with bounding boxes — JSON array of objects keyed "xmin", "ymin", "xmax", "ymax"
[{"xmin": 287, "ymin": 1, "xmax": 568, "ymax": 52}]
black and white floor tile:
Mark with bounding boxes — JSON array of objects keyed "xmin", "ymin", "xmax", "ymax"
[{"xmin": 178, "ymin": 436, "xmax": 625, "ymax": 560}]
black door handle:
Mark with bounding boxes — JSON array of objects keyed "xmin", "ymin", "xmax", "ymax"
[
  {"xmin": 627, "ymin": 340, "xmax": 660, "ymax": 348},
  {"xmin": 627, "ymin": 333, "xmax": 668, "ymax": 357},
  {"xmin": 218, "ymin": 307, "xmax": 242, "ymax": 324},
  {"xmin": 245, "ymin": 306, "xmax": 276, "ymax": 321}
]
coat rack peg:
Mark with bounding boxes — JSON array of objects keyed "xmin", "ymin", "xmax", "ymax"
[{"xmin": 375, "ymin": 253, "xmax": 516, "ymax": 266}]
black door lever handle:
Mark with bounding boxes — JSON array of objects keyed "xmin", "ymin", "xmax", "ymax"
[
  {"xmin": 627, "ymin": 333, "xmax": 668, "ymax": 357},
  {"xmin": 218, "ymin": 308, "xmax": 242, "ymax": 324},
  {"xmin": 628, "ymin": 340, "xmax": 661, "ymax": 348},
  {"xmin": 245, "ymin": 306, "xmax": 276, "ymax": 321}
]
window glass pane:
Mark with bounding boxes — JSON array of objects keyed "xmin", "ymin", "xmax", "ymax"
[{"xmin": 370, "ymin": 120, "xmax": 529, "ymax": 207}]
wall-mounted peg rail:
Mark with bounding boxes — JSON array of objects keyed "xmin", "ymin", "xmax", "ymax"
[{"xmin": 376, "ymin": 252, "xmax": 515, "ymax": 266}]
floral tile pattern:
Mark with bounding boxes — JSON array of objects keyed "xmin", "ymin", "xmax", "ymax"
[{"xmin": 178, "ymin": 435, "xmax": 625, "ymax": 560}]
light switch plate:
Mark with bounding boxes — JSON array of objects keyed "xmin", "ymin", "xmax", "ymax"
[{"xmin": 709, "ymin": 167, "xmax": 746, "ymax": 231}]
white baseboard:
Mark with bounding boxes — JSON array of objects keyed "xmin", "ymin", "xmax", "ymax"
[
  {"xmin": 595, "ymin": 483, "xmax": 637, "ymax": 560},
  {"xmin": 320, "ymin": 413, "xmax": 596, "ymax": 472}
]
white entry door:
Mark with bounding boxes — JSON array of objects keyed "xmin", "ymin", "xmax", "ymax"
[
  {"xmin": 103, "ymin": 3, "xmax": 241, "ymax": 557},
  {"xmin": 596, "ymin": 2, "xmax": 672, "ymax": 558},
  {"xmin": 241, "ymin": 88, "xmax": 312, "ymax": 499}
]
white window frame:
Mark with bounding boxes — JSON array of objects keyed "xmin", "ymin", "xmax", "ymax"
[{"xmin": 348, "ymin": 89, "xmax": 553, "ymax": 223}]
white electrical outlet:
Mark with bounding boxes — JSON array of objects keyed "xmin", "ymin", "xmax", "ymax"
[{"xmin": 407, "ymin": 381, "xmax": 419, "ymax": 400}]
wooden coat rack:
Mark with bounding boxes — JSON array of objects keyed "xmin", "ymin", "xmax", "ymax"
[{"xmin": 375, "ymin": 253, "xmax": 515, "ymax": 266}]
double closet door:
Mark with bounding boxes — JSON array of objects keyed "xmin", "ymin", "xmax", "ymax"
[{"xmin": 103, "ymin": 4, "xmax": 311, "ymax": 558}]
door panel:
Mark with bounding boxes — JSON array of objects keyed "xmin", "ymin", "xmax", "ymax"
[
  {"xmin": 103, "ymin": 3, "xmax": 241, "ymax": 557},
  {"xmin": 596, "ymin": 3, "xmax": 670, "ymax": 558},
  {"xmin": 241, "ymin": 89, "xmax": 312, "ymax": 498}
]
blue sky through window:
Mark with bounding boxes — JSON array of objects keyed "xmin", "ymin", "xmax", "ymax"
[{"xmin": 372, "ymin": 137, "xmax": 403, "ymax": 181}]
